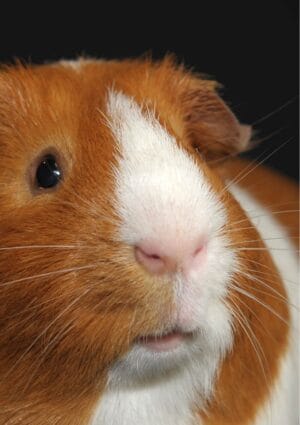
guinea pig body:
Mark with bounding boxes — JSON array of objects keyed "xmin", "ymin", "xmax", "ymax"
[{"xmin": 0, "ymin": 58, "xmax": 298, "ymax": 425}]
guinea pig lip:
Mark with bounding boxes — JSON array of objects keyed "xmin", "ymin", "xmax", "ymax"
[{"xmin": 135, "ymin": 327, "xmax": 195, "ymax": 349}]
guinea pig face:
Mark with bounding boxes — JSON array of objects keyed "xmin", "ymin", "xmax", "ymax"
[{"xmin": 0, "ymin": 59, "xmax": 250, "ymax": 400}]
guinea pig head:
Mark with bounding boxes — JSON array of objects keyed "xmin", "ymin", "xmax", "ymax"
[{"xmin": 0, "ymin": 59, "xmax": 289, "ymax": 423}]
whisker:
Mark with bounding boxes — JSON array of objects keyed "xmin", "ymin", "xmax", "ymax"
[
  {"xmin": 228, "ymin": 293, "xmax": 279, "ymax": 425},
  {"xmin": 242, "ymin": 257, "xmax": 277, "ymax": 272},
  {"xmin": 251, "ymin": 96, "xmax": 298, "ymax": 126},
  {"xmin": 226, "ymin": 225, "xmax": 256, "ymax": 233},
  {"xmin": 227, "ymin": 225, "xmax": 299, "ymax": 234},
  {"xmin": 225, "ymin": 297, "xmax": 269, "ymax": 385},
  {"xmin": 241, "ymin": 265, "xmax": 298, "ymax": 287},
  {"xmin": 0, "ymin": 264, "xmax": 97, "ymax": 287},
  {"xmin": 238, "ymin": 268, "xmax": 287, "ymax": 296},
  {"xmin": 206, "ymin": 127, "xmax": 284, "ymax": 166},
  {"xmin": 0, "ymin": 242, "xmax": 119, "ymax": 252},
  {"xmin": 236, "ymin": 200, "xmax": 299, "ymax": 216},
  {"xmin": 229, "ymin": 283, "xmax": 290, "ymax": 326},
  {"xmin": 250, "ymin": 127, "xmax": 285, "ymax": 143},
  {"xmin": 2, "ymin": 287, "xmax": 90, "ymax": 335},
  {"xmin": 250, "ymin": 209, "xmax": 300, "ymax": 216},
  {"xmin": 227, "ymin": 236, "xmax": 299, "ymax": 247},
  {"xmin": 230, "ymin": 293, "xmax": 276, "ymax": 342},
  {"xmin": 0, "ymin": 244, "xmax": 80, "ymax": 251},
  {"xmin": 223, "ymin": 137, "xmax": 294, "ymax": 193},
  {"xmin": 239, "ymin": 258, "xmax": 299, "ymax": 287},
  {"xmin": 0, "ymin": 287, "xmax": 91, "ymax": 385},
  {"xmin": 221, "ymin": 148, "xmax": 271, "ymax": 194},
  {"xmin": 230, "ymin": 280, "xmax": 299, "ymax": 346},
  {"xmin": 234, "ymin": 270, "xmax": 298, "ymax": 311},
  {"xmin": 235, "ymin": 247, "xmax": 299, "ymax": 253},
  {"xmin": 226, "ymin": 209, "xmax": 300, "ymax": 228},
  {"xmin": 22, "ymin": 318, "xmax": 78, "ymax": 393}
]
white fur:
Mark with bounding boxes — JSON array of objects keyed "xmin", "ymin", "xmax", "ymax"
[
  {"xmin": 90, "ymin": 92, "xmax": 236, "ymax": 425},
  {"xmin": 58, "ymin": 59, "xmax": 84, "ymax": 71},
  {"xmin": 91, "ymin": 302, "xmax": 232, "ymax": 425},
  {"xmin": 106, "ymin": 91, "xmax": 226, "ymax": 247},
  {"xmin": 58, "ymin": 58, "xmax": 104, "ymax": 71},
  {"xmin": 230, "ymin": 185, "xmax": 299, "ymax": 425}
]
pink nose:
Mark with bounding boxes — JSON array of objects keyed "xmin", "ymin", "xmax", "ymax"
[{"xmin": 134, "ymin": 239, "xmax": 205, "ymax": 275}]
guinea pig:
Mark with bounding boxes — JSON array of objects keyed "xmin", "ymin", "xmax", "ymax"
[{"xmin": 0, "ymin": 57, "xmax": 298, "ymax": 425}]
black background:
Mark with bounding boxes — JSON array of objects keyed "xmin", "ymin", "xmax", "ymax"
[{"xmin": 0, "ymin": 1, "xmax": 298, "ymax": 181}]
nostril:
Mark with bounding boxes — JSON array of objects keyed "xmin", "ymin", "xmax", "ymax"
[
  {"xmin": 134, "ymin": 245, "xmax": 166, "ymax": 274},
  {"xmin": 193, "ymin": 245, "xmax": 204, "ymax": 257},
  {"xmin": 135, "ymin": 246, "xmax": 162, "ymax": 262},
  {"xmin": 149, "ymin": 253, "xmax": 161, "ymax": 260},
  {"xmin": 186, "ymin": 243, "xmax": 206, "ymax": 273}
]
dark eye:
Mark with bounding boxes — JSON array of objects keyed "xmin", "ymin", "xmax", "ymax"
[{"xmin": 36, "ymin": 155, "xmax": 62, "ymax": 189}]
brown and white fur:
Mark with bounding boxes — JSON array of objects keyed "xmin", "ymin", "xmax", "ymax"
[{"xmin": 0, "ymin": 57, "xmax": 298, "ymax": 425}]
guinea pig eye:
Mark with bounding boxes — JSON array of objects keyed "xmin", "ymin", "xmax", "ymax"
[{"xmin": 35, "ymin": 155, "xmax": 62, "ymax": 189}]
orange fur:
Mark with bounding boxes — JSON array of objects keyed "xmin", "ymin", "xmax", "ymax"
[{"xmin": 0, "ymin": 58, "xmax": 295, "ymax": 424}]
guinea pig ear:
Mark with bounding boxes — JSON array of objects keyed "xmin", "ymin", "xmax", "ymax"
[{"xmin": 182, "ymin": 86, "xmax": 252, "ymax": 161}]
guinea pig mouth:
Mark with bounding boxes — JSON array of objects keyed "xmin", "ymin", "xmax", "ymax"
[{"xmin": 135, "ymin": 328, "xmax": 194, "ymax": 352}]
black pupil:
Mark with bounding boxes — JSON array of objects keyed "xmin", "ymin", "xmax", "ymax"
[{"xmin": 36, "ymin": 155, "xmax": 61, "ymax": 189}]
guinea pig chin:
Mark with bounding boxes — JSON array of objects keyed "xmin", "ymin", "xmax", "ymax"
[{"xmin": 104, "ymin": 91, "xmax": 237, "ymax": 377}]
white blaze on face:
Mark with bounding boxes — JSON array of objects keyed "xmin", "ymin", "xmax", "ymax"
[
  {"xmin": 91, "ymin": 90, "xmax": 236, "ymax": 425},
  {"xmin": 106, "ymin": 90, "xmax": 236, "ymax": 330},
  {"xmin": 107, "ymin": 91, "xmax": 224, "ymax": 245},
  {"xmin": 106, "ymin": 88, "xmax": 236, "ymax": 344}
]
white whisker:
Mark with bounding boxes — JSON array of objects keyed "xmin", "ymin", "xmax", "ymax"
[
  {"xmin": 236, "ymin": 247, "xmax": 298, "ymax": 253},
  {"xmin": 228, "ymin": 209, "xmax": 300, "ymax": 228},
  {"xmin": 229, "ymin": 282, "xmax": 290, "ymax": 326},
  {"xmin": 234, "ymin": 270, "xmax": 298, "ymax": 311},
  {"xmin": 242, "ymin": 265, "xmax": 299, "ymax": 287},
  {"xmin": 225, "ymin": 297, "xmax": 269, "ymax": 385},
  {"xmin": 222, "ymin": 137, "xmax": 293, "ymax": 193},
  {"xmin": 251, "ymin": 97, "xmax": 298, "ymax": 126},
  {"xmin": 0, "ymin": 264, "xmax": 97, "ymax": 287},
  {"xmin": 227, "ymin": 236, "xmax": 299, "ymax": 247},
  {"xmin": 0, "ymin": 244, "xmax": 80, "ymax": 251}
]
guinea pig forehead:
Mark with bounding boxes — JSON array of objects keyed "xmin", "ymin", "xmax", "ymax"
[
  {"xmin": 104, "ymin": 90, "xmax": 224, "ymax": 233},
  {"xmin": 105, "ymin": 90, "xmax": 195, "ymax": 165}
]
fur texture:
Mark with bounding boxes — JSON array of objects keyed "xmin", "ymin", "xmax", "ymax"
[
  {"xmin": 90, "ymin": 91, "xmax": 235, "ymax": 425},
  {"xmin": 0, "ymin": 57, "xmax": 297, "ymax": 425}
]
